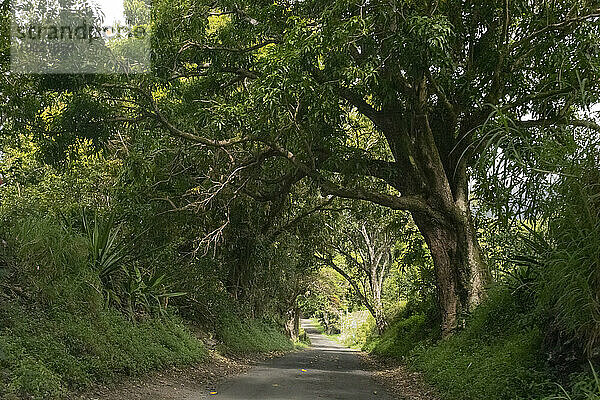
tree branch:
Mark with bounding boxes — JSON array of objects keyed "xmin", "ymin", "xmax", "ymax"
[
  {"xmin": 511, "ymin": 11, "xmax": 600, "ymax": 51},
  {"xmin": 315, "ymin": 254, "xmax": 377, "ymax": 318},
  {"xmin": 102, "ymin": 83, "xmax": 252, "ymax": 147},
  {"xmin": 268, "ymin": 197, "xmax": 334, "ymax": 239},
  {"xmin": 261, "ymin": 139, "xmax": 446, "ymax": 221}
]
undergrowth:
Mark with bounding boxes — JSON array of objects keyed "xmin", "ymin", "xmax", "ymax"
[
  {"xmin": 0, "ymin": 213, "xmax": 294, "ymax": 399},
  {"xmin": 410, "ymin": 288, "xmax": 551, "ymax": 400},
  {"xmin": 355, "ymin": 287, "xmax": 600, "ymax": 400}
]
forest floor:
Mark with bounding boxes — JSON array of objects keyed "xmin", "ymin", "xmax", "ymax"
[{"xmin": 71, "ymin": 320, "xmax": 438, "ymax": 400}]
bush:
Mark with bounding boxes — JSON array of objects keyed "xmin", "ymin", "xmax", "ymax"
[
  {"xmin": 538, "ymin": 176, "xmax": 600, "ymax": 357},
  {"xmin": 316, "ymin": 309, "xmax": 341, "ymax": 334},
  {"xmin": 361, "ymin": 288, "xmax": 556, "ymax": 400},
  {"xmin": 413, "ymin": 326, "xmax": 548, "ymax": 400},
  {"xmin": 407, "ymin": 288, "xmax": 552, "ymax": 399},
  {"xmin": 364, "ymin": 314, "xmax": 432, "ymax": 358},
  {"xmin": 5, "ymin": 216, "xmax": 100, "ymax": 312}
]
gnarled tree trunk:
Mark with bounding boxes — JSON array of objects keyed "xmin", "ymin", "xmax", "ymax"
[
  {"xmin": 386, "ymin": 100, "xmax": 491, "ymax": 337},
  {"xmin": 413, "ymin": 205, "xmax": 488, "ymax": 337}
]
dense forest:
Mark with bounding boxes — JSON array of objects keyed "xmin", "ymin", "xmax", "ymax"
[{"xmin": 1, "ymin": 0, "xmax": 600, "ymax": 399}]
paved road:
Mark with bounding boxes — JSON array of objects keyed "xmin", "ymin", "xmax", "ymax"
[{"xmin": 202, "ymin": 319, "xmax": 394, "ymax": 400}]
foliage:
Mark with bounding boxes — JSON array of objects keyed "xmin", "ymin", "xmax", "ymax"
[
  {"xmin": 0, "ymin": 123, "xmax": 298, "ymax": 399},
  {"xmin": 337, "ymin": 310, "xmax": 375, "ymax": 348},
  {"xmin": 409, "ymin": 288, "xmax": 547, "ymax": 400},
  {"xmin": 299, "ymin": 267, "xmax": 347, "ymax": 334},
  {"xmin": 364, "ymin": 314, "xmax": 434, "ymax": 359},
  {"xmin": 1, "ymin": 1, "xmax": 600, "ymax": 399},
  {"xmin": 2, "ymin": 215, "xmax": 100, "ymax": 312},
  {"xmin": 537, "ymin": 173, "xmax": 600, "ymax": 357},
  {"xmin": 414, "ymin": 327, "xmax": 548, "ymax": 400},
  {"xmin": 355, "ymin": 288, "xmax": 552, "ymax": 399},
  {"xmin": 546, "ymin": 362, "xmax": 600, "ymax": 400}
]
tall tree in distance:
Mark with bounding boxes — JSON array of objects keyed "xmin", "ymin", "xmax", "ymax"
[{"xmin": 317, "ymin": 207, "xmax": 404, "ymax": 333}]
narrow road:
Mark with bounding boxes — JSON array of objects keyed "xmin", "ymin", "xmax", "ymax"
[{"xmin": 203, "ymin": 319, "xmax": 394, "ymax": 399}]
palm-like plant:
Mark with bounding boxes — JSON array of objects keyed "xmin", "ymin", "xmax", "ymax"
[
  {"xmin": 83, "ymin": 212, "xmax": 125, "ymax": 278},
  {"xmin": 124, "ymin": 265, "xmax": 186, "ymax": 317},
  {"xmin": 82, "ymin": 211, "xmax": 129, "ymax": 308},
  {"xmin": 82, "ymin": 210, "xmax": 186, "ymax": 317}
]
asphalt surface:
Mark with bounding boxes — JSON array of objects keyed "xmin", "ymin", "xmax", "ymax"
[{"xmin": 201, "ymin": 319, "xmax": 394, "ymax": 400}]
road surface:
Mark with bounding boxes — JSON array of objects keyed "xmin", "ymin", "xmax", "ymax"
[{"xmin": 202, "ymin": 319, "xmax": 394, "ymax": 399}]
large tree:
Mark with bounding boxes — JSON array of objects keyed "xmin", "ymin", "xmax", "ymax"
[{"xmin": 106, "ymin": 0, "xmax": 600, "ymax": 335}]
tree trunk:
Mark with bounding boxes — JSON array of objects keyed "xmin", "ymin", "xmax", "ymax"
[
  {"xmin": 412, "ymin": 199, "xmax": 489, "ymax": 337},
  {"xmin": 383, "ymin": 105, "xmax": 490, "ymax": 338},
  {"xmin": 285, "ymin": 306, "xmax": 300, "ymax": 341},
  {"xmin": 373, "ymin": 304, "xmax": 388, "ymax": 334},
  {"xmin": 371, "ymin": 279, "xmax": 388, "ymax": 333}
]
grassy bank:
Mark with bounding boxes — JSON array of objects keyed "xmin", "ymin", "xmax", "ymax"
[
  {"xmin": 327, "ymin": 288, "xmax": 600, "ymax": 400},
  {"xmin": 0, "ymin": 302, "xmax": 206, "ymax": 399},
  {"xmin": 0, "ymin": 212, "xmax": 296, "ymax": 399},
  {"xmin": 217, "ymin": 314, "xmax": 295, "ymax": 354}
]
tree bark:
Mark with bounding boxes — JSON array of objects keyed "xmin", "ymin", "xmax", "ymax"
[
  {"xmin": 372, "ymin": 289, "xmax": 388, "ymax": 334},
  {"xmin": 285, "ymin": 306, "xmax": 300, "ymax": 341},
  {"xmin": 412, "ymin": 197, "xmax": 489, "ymax": 337},
  {"xmin": 370, "ymin": 266, "xmax": 388, "ymax": 333},
  {"xmin": 380, "ymin": 98, "xmax": 491, "ymax": 337}
]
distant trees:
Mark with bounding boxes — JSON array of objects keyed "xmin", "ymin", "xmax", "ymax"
[{"xmin": 317, "ymin": 207, "xmax": 405, "ymax": 333}]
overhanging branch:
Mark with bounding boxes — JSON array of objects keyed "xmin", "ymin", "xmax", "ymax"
[{"xmin": 261, "ymin": 139, "xmax": 445, "ymax": 221}]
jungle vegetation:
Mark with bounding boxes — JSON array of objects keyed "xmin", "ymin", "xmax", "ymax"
[{"xmin": 1, "ymin": 0, "xmax": 599, "ymax": 399}]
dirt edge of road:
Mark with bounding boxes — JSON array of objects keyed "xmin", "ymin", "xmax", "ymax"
[
  {"xmin": 360, "ymin": 353, "xmax": 441, "ymax": 400},
  {"xmin": 70, "ymin": 350, "xmax": 289, "ymax": 400},
  {"xmin": 71, "ymin": 332, "xmax": 439, "ymax": 400}
]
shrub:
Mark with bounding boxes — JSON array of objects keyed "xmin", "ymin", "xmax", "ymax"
[
  {"xmin": 360, "ymin": 288, "xmax": 556, "ymax": 399},
  {"xmin": 413, "ymin": 327, "xmax": 548, "ymax": 400},
  {"xmin": 364, "ymin": 314, "xmax": 432, "ymax": 358},
  {"xmin": 410, "ymin": 288, "xmax": 552, "ymax": 400},
  {"xmin": 538, "ymin": 177, "xmax": 600, "ymax": 357},
  {"xmin": 4, "ymin": 216, "xmax": 102, "ymax": 313}
]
